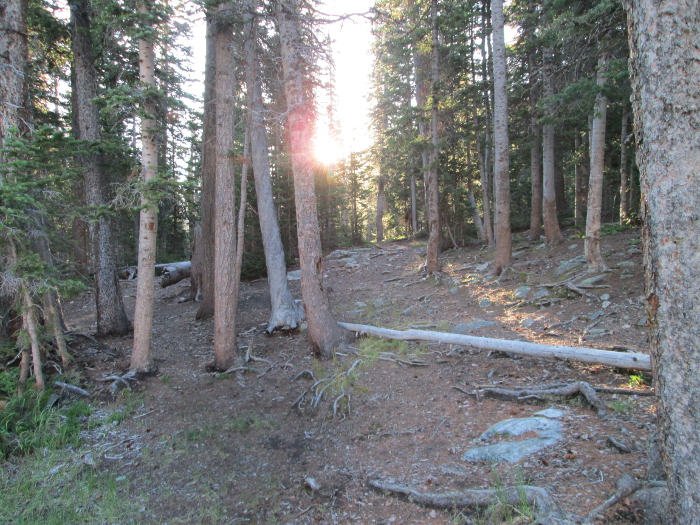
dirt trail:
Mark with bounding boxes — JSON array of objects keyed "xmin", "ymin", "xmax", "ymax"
[{"xmin": 64, "ymin": 229, "xmax": 654, "ymax": 524}]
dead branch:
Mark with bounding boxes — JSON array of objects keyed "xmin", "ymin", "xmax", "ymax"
[
  {"xmin": 54, "ymin": 381, "xmax": 90, "ymax": 397},
  {"xmin": 584, "ymin": 474, "xmax": 640, "ymax": 524},
  {"xmin": 369, "ymin": 479, "xmax": 571, "ymax": 525},
  {"xmin": 339, "ymin": 322, "xmax": 651, "ymax": 371},
  {"xmin": 473, "ymin": 381, "xmax": 608, "ymax": 417}
]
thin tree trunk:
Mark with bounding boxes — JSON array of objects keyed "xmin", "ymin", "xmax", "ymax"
[
  {"xmin": 574, "ymin": 132, "xmax": 587, "ymax": 227},
  {"xmin": 491, "ymin": 0, "xmax": 511, "ymax": 274},
  {"xmin": 619, "ymin": 104, "xmax": 629, "ymax": 223},
  {"xmin": 542, "ymin": 48, "xmax": 563, "ymax": 244},
  {"xmin": 276, "ymin": 0, "xmax": 350, "ymax": 359},
  {"xmin": 467, "ymin": 191, "xmax": 485, "ymax": 241},
  {"xmin": 196, "ymin": 15, "xmax": 217, "ymax": 320},
  {"xmin": 70, "ymin": 0, "xmax": 131, "ymax": 337},
  {"xmin": 625, "ymin": 2, "xmax": 700, "ymax": 519},
  {"xmin": 131, "ymin": 2, "xmax": 158, "ymax": 375},
  {"xmin": 376, "ymin": 174, "xmax": 386, "ymax": 242},
  {"xmin": 527, "ymin": 0, "xmax": 542, "ymax": 242},
  {"xmin": 213, "ymin": 5, "xmax": 238, "ymax": 371},
  {"xmin": 477, "ymin": 130, "xmax": 494, "ymax": 245},
  {"xmin": 410, "ymin": 174, "xmax": 418, "ymax": 234},
  {"xmin": 585, "ymin": 54, "xmax": 608, "ymax": 272},
  {"xmin": 424, "ymin": 0, "xmax": 441, "ymax": 274}
]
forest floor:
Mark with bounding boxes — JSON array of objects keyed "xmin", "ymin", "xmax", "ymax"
[{"xmin": 51, "ymin": 227, "xmax": 657, "ymax": 524}]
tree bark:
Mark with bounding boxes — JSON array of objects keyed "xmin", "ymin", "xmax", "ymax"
[
  {"xmin": 574, "ymin": 132, "xmax": 588, "ymax": 227},
  {"xmin": 212, "ymin": 4, "xmax": 238, "ymax": 371},
  {"xmin": 376, "ymin": 174, "xmax": 386, "ymax": 242},
  {"xmin": 276, "ymin": 0, "xmax": 350, "ymax": 359},
  {"xmin": 424, "ymin": 0, "xmax": 441, "ymax": 274},
  {"xmin": 619, "ymin": 104, "xmax": 629, "ymax": 223},
  {"xmin": 70, "ymin": 0, "xmax": 131, "ymax": 337},
  {"xmin": 527, "ymin": 0, "xmax": 542, "ymax": 242},
  {"xmin": 195, "ymin": 15, "xmax": 217, "ymax": 320},
  {"xmin": 585, "ymin": 54, "xmax": 609, "ymax": 273},
  {"xmin": 477, "ymin": 129, "xmax": 494, "ymax": 245},
  {"xmin": 625, "ymin": 0, "xmax": 700, "ymax": 520},
  {"xmin": 410, "ymin": 174, "xmax": 418, "ymax": 234},
  {"xmin": 131, "ymin": 2, "xmax": 158, "ymax": 375},
  {"xmin": 541, "ymin": 48, "xmax": 563, "ymax": 244},
  {"xmin": 491, "ymin": 0, "xmax": 511, "ymax": 274},
  {"xmin": 467, "ymin": 191, "xmax": 485, "ymax": 241}
]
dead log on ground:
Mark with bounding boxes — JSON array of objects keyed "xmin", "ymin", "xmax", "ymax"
[
  {"xmin": 369, "ymin": 479, "xmax": 571, "ymax": 525},
  {"xmin": 159, "ymin": 261, "xmax": 191, "ymax": 288},
  {"xmin": 339, "ymin": 322, "xmax": 651, "ymax": 371}
]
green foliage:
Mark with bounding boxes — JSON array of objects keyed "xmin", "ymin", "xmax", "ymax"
[
  {"xmin": 0, "ymin": 391, "xmax": 91, "ymax": 459},
  {"xmin": 601, "ymin": 222, "xmax": 632, "ymax": 236}
]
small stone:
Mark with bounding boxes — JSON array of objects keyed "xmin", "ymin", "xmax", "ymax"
[
  {"xmin": 116, "ymin": 476, "xmax": 126, "ymax": 482},
  {"xmin": 453, "ymin": 319, "xmax": 496, "ymax": 332},
  {"xmin": 568, "ymin": 244, "xmax": 578, "ymax": 250},
  {"xmin": 299, "ymin": 322, "xmax": 308, "ymax": 332},
  {"xmin": 355, "ymin": 302, "xmax": 366, "ymax": 308},
  {"xmin": 615, "ymin": 261, "xmax": 635, "ymax": 268},
  {"xmin": 579, "ymin": 274, "xmax": 607, "ymax": 287},
  {"xmin": 520, "ymin": 318, "xmax": 535, "ymax": 328},
  {"xmin": 637, "ymin": 318, "xmax": 648, "ymax": 327},
  {"xmin": 628, "ymin": 247, "xmax": 642, "ymax": 254},
  {"xmin": 602, "ymin": 300, "xmax": 612, "ymax": 309},
  {"xmin": 479, "ymin": 298, "xmax": 493, "ymax": 308},
  {"xmin": 450, "ymin": 287, "xmax": 459, "ymax": 294},
  {"xmin": 429, "ymin": 510, "xmax": 437, "ymax": 518},
  {"xmin": 600, "ymin": 293, "xmax": 611, "ymax": 301},
  {"xmin": 401, "ymin": 305, "xmax": 417, "ymax": 316},
  {"xmin": 476, "ymin": 262, "xmax": 491, "ymax": 272}
]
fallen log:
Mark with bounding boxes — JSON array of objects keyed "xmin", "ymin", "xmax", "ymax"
[
  {"xmin": 159, "ymin": 261, "xmax": 191, "ymax": 288},
  {"xmin": 338, "ymin": 322, "xmax": 651, "ymax": 371}
]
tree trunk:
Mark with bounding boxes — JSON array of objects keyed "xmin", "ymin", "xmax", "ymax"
[
  {"xmin": 574, "ymin": 132, "xmax": 588, "ymax": 227},
  {"xmin": 424, "ymin": 0, "xmax": 441, "ymax": 274},
  {"xmin": 542, "ymin": 48, "xmax": 563, "ymax": 244},
  {"xmin": 410, "ymin": 174, "xmax": 418, "ymax": 234},
  {"xmin": 376, "ymin": 174, "xmax": 386, "ymax": 242},
  {"xmin": 70, "ymin": 0, "xmax": 131, "ymax": 337},
  {"xmin": 276, "ymin": 0, "xmax": 350, "ymax": 359},
  {"xmin": 619, "ymin": 104, "xmax": 629, "ymax": 223},
  {"xmin": 467, "ymin": 191, "xmax": 485, "ymax": 241},
  {"xmin": 196, "ymin": 15, "xmax": 217, "ymax": 320},
  {"xmin": 585, "ymin": 54, "xmax": 608, "ymax": 273},
  {"xmin": 213, "ymin": 5, "xmax": 238, "ymax": 371},
  {"xmin": 130, "ymin": 3, "xmax": 158, "ymax": 375},
  {"xmin": 491, "ymin": 0, "xmax": 511, "ymax": 274},
  {"xmin": 625, "ymin": 1, "xmax": 700, "ymax": 520},
  {"xmin": 527, "ymin": 0, "xmax": 542, "ymax": 242},
  {"xmin": 477, "ymin": 130, "xmax": 494, "ymax": 245}
]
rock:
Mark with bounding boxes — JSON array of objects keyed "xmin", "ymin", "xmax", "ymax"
[
  {"xmin": 620, "ymin": 272, "xmax": 635, "ymax": 280},
  {"xmin": 324, "ymin": 250, "xmax": 353, "ymax": 261},
  {"xmin": 286, "ymin": 270, "xmax": 301, "ymax": 280},
  {"xmin": 453, "ymin": 319, "xmax": 496, "ymax": 332},
  {"xmin": 533, "ymin": 289, "xmax": 549, "ymax": 299},
  {"xmin": 374, "ymin": 298, "xmax": 386, "ymax": 308},
  {"xmin": 586, "ymin": 310, "xmax": 605, "ymax": 321},
  {"xmin": 600, "ymin": 293, "xmax": 611, "ymax": 301},
  {"xmin": 579, "ymin": 274, "xmax": 607, "ymax": 287},
  {"xmin": 553, "ymin": 255, "xmax": 587, "ymax": 276},
  {"xmin": 628, "ymin": 247, "xmax": 642, "ymax": 254},
  {"xmin": 615, "ymin": 261, "xmax": 635, "ymax": 268},
  {"xmin": 339, "ymin": 257, "xmax": 358, "ymax": 266},
  {"xmin": 462, "ymin": 416, "xmax": 563, "ymax": 464},
  {"xmin": 450, "ymin": 287, "xmax": 459, "ymax": 294},
  {"xmin": 568, "ymin": 244, "xmax": 578, "ymax": 250},
  {"xmin": 401, "ymin": 305, "xmax": 417, "ymax": 316},
  {"xmin": 513, "ymin": 286, "xmax": 531, "ymax": 299},
  {"xmin": 476, "ymin": 262, "xmax": 491, "ymax": 272},
  {"xmin": 479, "ymin": 298, "xmax": 493, "ymax": 308},
  {"xmin": 355, "ymin": 302, "xmax": 366, "ymax": 308},
  {"xmin": 533, "ymin": 408, "xmax": 567, "ymax": 419},
  {"xmin": 519, "ymin": 318, "xmax": 535, "ymax": 328},
  {"xmin": 602, "ymin": 300, "xmax": 612, "ymax": 309},
  {"xmin": 637, "ymin": 317, "xmax": 648, "ymax": 327}
]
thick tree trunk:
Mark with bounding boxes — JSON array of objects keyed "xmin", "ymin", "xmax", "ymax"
[
  {"xmin": 70, "ymin": 0, "xmax": 130, "ymax": 337},
  {"xmin": 491, "ymin": 0, "xmax": 511, "ymax": 274},
  {"xmin": 585, "ymin": 54, "xmax": 609, "ymax": 273},
  {"xmin": 424, "ymin": 0, "xmax": 441, "ymax": 274},
  {"xmin": 625, "ymin": 1, "xmax": 700, "ymax": 520},
  {"xmin": 131, "ymin": 3, "xmax": 158, "ymax": 375},
  {"xmin": 212, "ymin": 6, "xmax": 238, "ymax": 371},
  {"xmin": 276, "ymin": 0, "xmax": 350, "ymax": 359},
  {"xmin": 541, "ymin": 48, "xmax": 563, "ymax": 244},
  {"xmin": 196, "ymin": 16, "xmax": 217, "ymax": 320},
  {"xmin": 619, "ymin": 104, "xmax": 629, "ymax": 223}
]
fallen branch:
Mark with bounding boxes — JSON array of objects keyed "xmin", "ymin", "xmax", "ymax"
[
  {"xmin": 473, "ymin": 381, "xmax": 608, "ymax": 417},
  {"xmin": 339, "ymin": 323, "xmax": 651, "ymax": 371},
  {"xmin": 54, "ymin": 381, "xmax": 90, "ymax": 397},
  {"xmin": 584, "ymin": 474, "xmax": 642, "ymax": 524},
  {"xmin": 369, "ymin": 479, "xmax": 571, "ymax": 525}
]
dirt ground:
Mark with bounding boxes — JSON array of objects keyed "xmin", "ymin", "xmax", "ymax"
[{"xmin": 62, "ymin": 228, "xmax": 655, "ymax": 525}]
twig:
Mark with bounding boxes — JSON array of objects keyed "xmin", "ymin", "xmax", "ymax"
[
  {"xmin": 283, "ymin": 505, "xmax": 315, "ymax": 525},
  {"xmin": 584, "ymin": 474, "xmax": 640, "ymax": 524},
  {"xmin": 133, "ymin": 410, "xmax": 156, "ymax": 420},
  {"xmin": 452, "ymin": 386, "xmax": 470, "ymax": 395},
  {"xmin": 222, "ymin": 366, "xmax": 248, "ymax": 375},
  {"xmin": 431, "ymin": 418, "xmax": 446, "ymax": 438}
]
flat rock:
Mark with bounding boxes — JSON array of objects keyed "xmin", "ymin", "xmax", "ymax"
[
  {"xmin": 286, "ymin": 270, "xmax": 301, "ymax": 280},
  {"xmin": 513, "ymin": 286, "xmax": 531, "ymax": 299},
  {"xmin": 533, "ymin": 289, "xmax": 549, "ymax": 299},
  {"xmin": 579, "ymin": 274, "xmax": 607, "ymax": 287},
  {"xmin": 462, "ymin": 438, "xmax": 560, "ymax": 464},
  {"xmin": 480, "ymin": 416, "xmax": 562, "ymax": 440},
  {"xmin": 519, "ymin": 318, "xmax": 535, "ymax": 328},
  {"xmin": 615, "ymin": 261, "xmax": 635, "ymax": 268},
  {"xmin": 534, "ymin": 408, "xmax": 566, "ymax": 419},
  {"xmin": 479, "ymin": 298, "xmax": 493, "ymax": 308},
  {"xmin": 475, "ymin": 262, "xmax": 491, "ymax": 272},
  {"xmin": 453, "ymin": 319, "xmax": 496, "ymax": 332}
]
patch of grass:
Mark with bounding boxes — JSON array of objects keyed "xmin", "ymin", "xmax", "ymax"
[
  {"xmin": 215, "ymin": 372, "xmax": 232, "ymax": 380},
  {"xmin": 628, "ymin": 374, "xmax": 648, "ymax": 388},
  {"xmin": 610, "ymin": 398, "xmax": 635, "ymax": 413},
  {"xmin": 0, "ymin": 450, "xmax": 137, "ymax": 524},
  {"xmin": 0, "ymin": 391, "xmax": 91, "ymax": 458},
  {"xmin": 105, "ymin": 390, "xmax": 144, "ymax": 425},
  {"xmin": 627, "ymin": 238, "xmax": 642, "ymax": 246},
  {"xmin": 602, "ymin": 223, "xmax": 632, "ymax": 236},
  {"xmin": 0, "ymin": 366, "xmax": 19, "ymax": 399}
]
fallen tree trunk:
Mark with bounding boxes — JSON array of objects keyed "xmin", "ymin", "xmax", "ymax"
[
  {"xmin": 339, "ymin": 322, "xmax": 651, "ymax": 371},
  {"xmin": 159, "ymin": 261, "xmax": 191, "ymax": 288}
]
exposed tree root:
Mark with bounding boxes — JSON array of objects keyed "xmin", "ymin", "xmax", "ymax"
[
  {"xmin": 369, "ymin": 479, "xmax": 571, "ymax": 525},
  {"xmin": 471, "ymin": 381, "xmax": 609, "ymax": 417}
]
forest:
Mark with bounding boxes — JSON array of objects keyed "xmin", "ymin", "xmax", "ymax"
[{"xmin": 1, "ymin": 0, "xmax": 699, "ymax": 524}]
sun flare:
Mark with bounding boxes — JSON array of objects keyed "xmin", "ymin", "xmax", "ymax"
[{"xmin": 313, "ymin": 135, "xmax": 343, "ymax": 166}]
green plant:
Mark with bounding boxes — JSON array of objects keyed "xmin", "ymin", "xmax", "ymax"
[
  {"xmin": 601, "ymin": 223, "xmax": 631, "ymax": 236},
  {"xmin": 628, "ymin": 375, "xmax": 646, "ymax": 387},
  {"xmin": 627, "ymin": 238, "xmax": 642, "ymax": 245},
  {"xmin": 610, "ymin": 398, "xmax": 635, "ymax": 413},
  {"xmin": 0, "ymin": 391, "xmax": 91, "ymax": 458}
]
